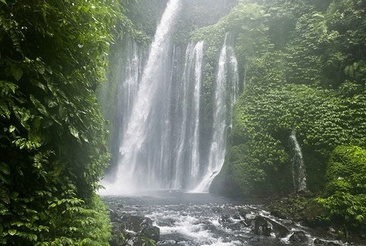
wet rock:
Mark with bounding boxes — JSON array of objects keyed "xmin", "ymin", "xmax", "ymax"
[
  {"xmin": 233, "ymin": 213, "xmax": 242, "ymax": 220},
  {"xmin": 253, "ymin": 216, "xmax": 273, "ymax": 236},
  {"xmin": 327, "ymin": 227, "xmax": 337, "ymax": 237},
  {"xmin": 245, "ymin": 213, "xmax": 256, "ymax": 221},
  {"xmin": 326, "ymin": 242, "xmax": 342, "ymax": 246},
  {"xmin": 244, "ymin": 213, "xmax": 256, "ymax": 227},
  {"xmin": 253, "ymin": 215, "xmax": 290, "ymax": 238},
  {"xmin": 110, "ymin": 209, "xmax": 121, "ymax": 222},
  {"xmin": 226, "ymin": 221, "xmax": 248, "ymax": 230},
  {"xmin": 268, "ymin": 218, "xmax": 290, "ymax": 238},
  {"xmin": 120, "ymin": 214, "xmax": 153, "ymax": 232},
  {"xmin": 289, "ymin": 231, "xmax": 308, "ymax": 242},
  {"xmin": 109, "ymin": 210, "xmax": 160, "ymax": 245},
  {"xmin": 281, "ymin": 219, "xmax": 293, "ymax": 225},
  {"xmin": 158, "ymin": 240, "xmax": 179, "ymax": 245},
  {"xmin": 219, "ymin": 214, "xmax": 231, "ymax": 224},
  {"xmin": 313, "ymin": 238, "xmax": 342, "ymax": 246},
  {"xmin": 142, "ymin": 225, "xmax": 160, "ymax": 242}
]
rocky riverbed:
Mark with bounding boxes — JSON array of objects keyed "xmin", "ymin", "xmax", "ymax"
[{"xmin": 102, "ymin": 191, "xmax": 357, "ymax": 246}]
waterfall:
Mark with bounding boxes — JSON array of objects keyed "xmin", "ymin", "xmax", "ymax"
[
  {"xmin": 101, "ymin": 2, "xmax": 239, "ymax": 195},
  {"xmin": 192, "ymin": 34, "xmax": 239, "ymax": 192},
  {"xmin": 120, "ymin": 41, "xmax": 142, "ymax": 134},
  {"xmin": 173, "ymin": 42, "xmax": 204, "ymax": 189},
  {"xmin": 289, "ymin": 131, "xmax": 307, "ymax": 192},
  {"xmin": 101, "ymin": 0, "xmax": 182, "ymax": 194}
]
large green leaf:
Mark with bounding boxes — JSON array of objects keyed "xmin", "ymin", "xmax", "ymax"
[{"xmin": 11, "ymin": 66, "xmax": 23, "ymax": 81}]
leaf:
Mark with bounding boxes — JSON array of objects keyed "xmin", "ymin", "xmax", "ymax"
[
  {"xmin": 11, "ymin": 66, "xmax": 23, "ymax": 81},
  {"xmin": 0, "ymin": 80, "xmax": 18, "ymax": 95},
  {"xmin": 10, "ymin": 192, "xmax": 19, "ymax": 200},
  {"xmin": 0, "ymin": 0, "xmax": 7, "ymax": 5},
  {"xmin": 69, "ymin": 126, "xmax": 80, "ymax": 140},
  {"xmin": 8, "ymin": 229, "xmax": 17, "ymax": 236},
  {"xmin": 0, "ymin": 162, "xmax": 10, "ymax": 175},
  {"xmin": 9, "ymin": 125, "xmax": 16, "ymax": 133},
  {"xmin": 29, "ymin": 94, "xmax": 48, "ymax": 116},
  {"xmin": 47, "ymin": 100, "xmax": 57, "ymax": 108}
]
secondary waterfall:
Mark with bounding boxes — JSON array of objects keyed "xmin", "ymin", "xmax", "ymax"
[
  {"xmin": 173, "ymin": 41, "xmax": 204, "ymax": 189},
  {"xmin": 192, "ymin": 34, "xmax": 239, "ymax": 192},
  {"xmin": 289, "ymin": 131, "xmax": 307, "ymax": 192},
  {"xmin": 101, "ymin": 2, "xmax": 239, "ymax": 194}
]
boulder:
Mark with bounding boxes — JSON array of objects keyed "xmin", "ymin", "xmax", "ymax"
[
  {"xmin": 120, "ymin": 214, "xmax": 153, "ymax": 232},
  {"xmin": 142, "ymin": 225, "xmax": 160, "ymax": 242},
  {"xmin": 109, "ymin": 210, "xmax": 160, "ymax": 245},
  {"xmin": 253, "ymin": 216, "xmax": 273, "ymax": 237},
  {"xmin": 253, "ymin": 215, "xmax": 290, "ymax": 238},
  {"xmin": 313, "ymin": 238, "xmax": 342, "ymax": 246},
  {"xmin": 289, "ymin": 231, "xmax": 308, "ymax": 242}
]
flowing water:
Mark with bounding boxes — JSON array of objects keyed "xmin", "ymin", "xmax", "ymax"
[
  {"xmin": 103, "ymin": 192, "xmax": 348, "ymax": 246},
  {"xmin": 289, "ymin": 131, "xmax": 307, "ymax": 192},
  {"xmin": 101, "ymin": 0, "xmax": 239, "ymax": 194},
  {"xmin": 193, "ymin": 34, "xmax": 239, "ymax": 192}
]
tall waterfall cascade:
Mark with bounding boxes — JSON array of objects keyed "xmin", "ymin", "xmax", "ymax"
[
  {"xmin": 101, "ymin": 0, "xmax": 239, "ymax": 195},
  {"xmin": 192, "ymin": 35, "xmax": 239, "ymax": 192},
  {"xmin": 289, "ymin": 131, "xmax": 307, "ymax": 192}
]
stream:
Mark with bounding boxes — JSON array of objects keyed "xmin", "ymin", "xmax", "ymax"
[{"xmin": 102, "ymin": 191, "xmax": 349, "ymax": 246}]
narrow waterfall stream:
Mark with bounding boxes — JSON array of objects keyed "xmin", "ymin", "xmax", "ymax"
[
  {"xmin": 289, "ymin": 131, "xmax": 307, "ymax": 192},
  {"xmin": 192, "ymin": 34, "xmax": 239, "ymax": 192}
]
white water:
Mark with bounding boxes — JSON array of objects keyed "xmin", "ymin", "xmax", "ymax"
[
  {"xmin": 193, "ymin": 35, "xmax": 239, "ymax": 192},
  {"xmin": 101, "ymin": 0, "xmax": 182, "ymax": 194},
  {"xmin": 289, "ymin": 131, "xmax": 307, "ymax": 192},
  {"xmin": 103, "ymin": 192, "xmax": 348, "ymax": 246},
  {"xmin": 174, "ymin": 42, "xmax": 204, "ymax": 189},
  {"xmin": 101, "ymin": 3, "xmax": 239, "ymax": 195}
]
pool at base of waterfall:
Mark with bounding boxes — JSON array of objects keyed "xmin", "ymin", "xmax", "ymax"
[{"xmin": 102, "ymin": 191, "xmax": 349, "ymax": 246}]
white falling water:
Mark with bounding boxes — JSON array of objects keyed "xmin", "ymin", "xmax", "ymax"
[
  {"xmin": 101, "ymin": 0, "xmax": 182, "ymax": 194},
  {"xmin": 192, "ymin": 35, "xmax": 239, "ymax": 192},
  {"xmin": 173, "ymin": 41, "xmax": 204, "ymax": 189},
  {"xmin": 289, "ymin": 131, "xmax": 307, "ymax": 192},
  {"xmin": 121, "ymin": 41, "xmax": 142, "ymax": 134},
  {"xmin": 100, "ymin": 2, "xmax": 239, "ymax": 194},
  {"xmin": 190, "ymin": 41, "xmax": 204, "ymax": 180}
]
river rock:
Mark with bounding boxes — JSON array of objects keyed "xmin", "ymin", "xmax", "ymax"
[
  {"xmin": 110, "ymin": 208, "xmax": 122, "ymax": 222},
  {"xmin": 141, "ymin": 225, "xmax": 160, "ymax": 242},
  {"xmin": 289, "ymin": 231, "xmax": 308, "ymax": 242},
  {"xmin": 109, "ymin": 210, "xmax": 160, "ymax": 245},
  {"xmin": 253, "ymin": 216, "xmax": 273, "ymax": 236},
  {"xmin": 120, "ymin": 214, "xmax": 153, "ymax": 232},
  {"xmin": 253, "ymin": 215, "xmax": 290, "ymax": 238},
  {"xmin": 313, "ymin": 238, "xmax": 342, "ymax": 246},
  {"xmin": 245, "ymin": 213, "xmax": 256, "ymax": 221}
]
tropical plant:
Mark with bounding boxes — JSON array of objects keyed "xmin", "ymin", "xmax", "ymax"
[{"xmin": 0, "ymin": 0, "xmax": 128, "ymax": 244}]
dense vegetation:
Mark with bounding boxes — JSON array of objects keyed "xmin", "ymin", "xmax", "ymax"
[
  {"xmin": 2, "ymin": 0, "xmax": 365, "ymax": 243},
  {"xmin": 0, "ymin": 0, "xmax": 132, "ymax": 244},
  {"xmin": 192, "ymin": 0, "xmax": 366, "ymax": 235}
]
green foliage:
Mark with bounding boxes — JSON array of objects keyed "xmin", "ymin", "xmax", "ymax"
[
  {"xmin": 206, "ymin": 0, "xmax": 366, "ymax": 198},
  {"xmin": 317, "ymin": 146, "xmax": 366, "ymax": 232},
  {"xmin": 314, "ymin": 146, "xmax": 366, "ymax": 232},
  {"xmin": 324, "ymin": 146, "xmax": 366, "ymax": 195},
  {"xmin": 0, "ymin": 0, "xmax": 126, "ymax": 244}
]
